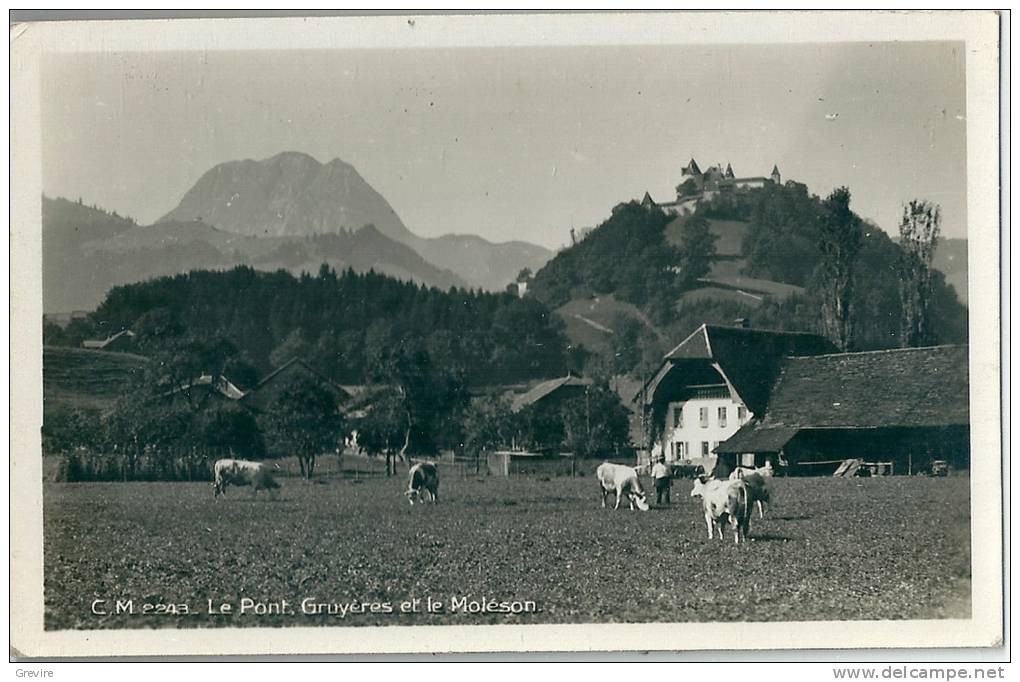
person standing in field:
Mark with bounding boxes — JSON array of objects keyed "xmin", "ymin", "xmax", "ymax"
[{"xmin": 652, "ymin": 457, "xmax": 672, "ymax": 505}]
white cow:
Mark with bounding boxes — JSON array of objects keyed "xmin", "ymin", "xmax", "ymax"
[
  {"xmin": 405, "ymin": 462, "xmax": 439, "ymax": 505},
  {"xmin": 729, "ymin": 467, "xmax": 773, "ymax": 519},
  {"xmin": 596, "ymin": 462, "xmax": 650, "ymax": 511},
  {"xmin": 212, "ymin": 459, "xmax": 281, "ymax": 498},
  {"xmin": 691, "ymin": 476, "xmax": 751, "ymax": 543}
]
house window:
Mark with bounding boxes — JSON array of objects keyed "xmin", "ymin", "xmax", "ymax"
[
  {"xmin": 677, "ymin": 442, "xmax": 687, "ymax": 459},
  {"xmin": 701, "ymin": 441, "xmax": 710, "ymax": 456},
  {"xmin": 699, "ymin": 407, "xmax": 709, "ymax": 428},
  {"xmin": 718, "ymin": 406, "xmax": 727, "ymax": 428},
  {"xmin": 673, "ymin": 406, "xmax": 684, "ymax": 429},
  {"xmin": 738, "ymin": 406, "xmax": 747, "ymax": 421},
  {"xmin": 671, "ymin": 442, "xmax": 677, "ymax": 459}
]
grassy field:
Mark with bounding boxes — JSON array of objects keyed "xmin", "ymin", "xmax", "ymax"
[{"xmin": 43, "ymin": 474, "xmax": 971, "ymax": 630}]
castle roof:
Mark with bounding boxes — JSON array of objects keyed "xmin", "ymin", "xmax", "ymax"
[
  {"xmin": 771, "ymin": 164, "xmax": 780, "ymax": 175},
  {"xmin": 683, "ymin": 158, "xmax": 702, "ymax": 176},
  {"xmin": 725, "ymin": 163, "xmax": 735, "ymax": 178}
]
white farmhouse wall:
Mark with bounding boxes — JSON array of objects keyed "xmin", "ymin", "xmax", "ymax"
[{"xmin": 660, "ymin": 397, "xmax": 752, "ymax": 463}]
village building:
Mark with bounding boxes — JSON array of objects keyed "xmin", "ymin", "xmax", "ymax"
[
  {"xmin": 239, "ymin": 357, "xmax": 353, "ymax": 415},
  {"xmin": 714, "ymin": 344, "xmax": 970, "ymax": 475},
  {"xmin": 510, "ymin": 374, "xmax": 591, "ymax": 414},
  {"xmin": 81, "ymin": 329, "xmax": 136, "ymax": 351},
  {"xmin": 643, "ymin": 158, "xmax": 782, "ymax": 216},
  {"xmin": 638, "ymin": 323, "xmax": 836, "ymax": 469},
  {"xmin": 156, "ymin": 373, "xmax": 246, "ymax": 406}
]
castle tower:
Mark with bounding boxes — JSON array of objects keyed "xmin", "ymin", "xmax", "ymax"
[
  {"xmin": 771, "ymin": 164, "xmax": 781, "ymax": 185},
  {"xmin": 682, "ymin": 158, "xmax": 702, "ymax": 178}
]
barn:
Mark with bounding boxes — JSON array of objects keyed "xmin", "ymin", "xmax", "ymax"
[{"xmin": 714, "ymin": 344, "xmax": 970, "ymax": 475}]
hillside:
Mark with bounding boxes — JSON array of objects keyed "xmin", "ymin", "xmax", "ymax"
[
  {"xmin": 554, "ymin": 294, "xmax": 664, "ymax": 356},
  {"xmin": 42, "ymin": 195, "xmax": 466, "ymax": 312},
  {"xmin": 530, "ymin": 184, "xmax": 969, "ymax": 376},
  {"xmin": 43, "ymin": 345, "xmax": 148, "ymax": 414},
  {"xmin": 160, "ymin": 151, "xmax": 553, "ymax": 291}
]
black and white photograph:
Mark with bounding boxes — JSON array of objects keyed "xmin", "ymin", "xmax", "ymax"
[{"xmin": 9, "ymin": 11, "xmax": 1004, "ymax": 658}]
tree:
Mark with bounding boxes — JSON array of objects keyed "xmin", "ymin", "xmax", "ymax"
[
  {"xmin": 676, "ymin": 215, "xmax": 718, "ymax": 287},
  {"xmin": 462, "ymin": 395, "xmax": 518, "ymax": 463},
  {"xmin": 262, "ymin": 375, "xmax": 344, "ymax": 478},
  {"xmin": 560, "ymin": 382, "xmax": 631, "ymax": 458},
  {"xmin": 898, "ymin": 200, "xmax": 942, "ymax": 347},
  {"xmin": 817, "ymin": 187, "xmax": 864, "ymax": 351},
  {"xmin": 353, "ymin": 388, "xmax": 412, "ymax": 476}
]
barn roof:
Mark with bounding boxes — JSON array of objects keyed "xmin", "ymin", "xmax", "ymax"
[
  {"xmin": 646, "ymin": 324, "xmax": 836, "ymax": 414},
  {"xmin": 242, "ymin": 357, "xmax": 354, "ymax": 404},
  {"xmin": 158, "ymin": 374, "xmax": 246, "ymax": 401},
  {"xmin": 715, "ymin": 344, "xmax": 970, "ymax": 453},
  {"xmin": 81, "ymin": 329, "xmax": 135, "ymax": 350},
  {"xmin": 511, "ymin": 375, "xmax": 591, "ymax": 413}
]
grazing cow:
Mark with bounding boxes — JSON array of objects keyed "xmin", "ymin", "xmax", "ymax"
[
  {"xmin": 212, "ymin": 459, "xmax": 281, "ymax": 498},
  {"xmin": 729, "ymin": 468, "xmax": 773, "ymax": 519},
  {"xmin": 596, "ymin": 462, "xmax": 650, "ymax": 511},
  {"xmin": 690, "ymin": 476, "xmax": 751, "ymax": 543},
  {"xmin": 405, "ymin": 462, "xmax": 439, "ymax": 505}
]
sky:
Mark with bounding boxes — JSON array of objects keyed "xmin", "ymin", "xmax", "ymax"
[{"xmin": 41, "ymin": 42, "xmax": 967, "ymax": 250}]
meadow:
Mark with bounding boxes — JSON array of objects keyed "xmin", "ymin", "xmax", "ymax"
[{"xmin": 43, "ymin": 473, "xmax": 971, "ymax": 630}]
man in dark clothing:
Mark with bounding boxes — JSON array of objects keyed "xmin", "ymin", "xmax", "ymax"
[{"xmin": 652, "ymin": 457, "xmax": 671, "ymax": 505}]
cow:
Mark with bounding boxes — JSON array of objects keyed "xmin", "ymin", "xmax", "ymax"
[
  {"xmin": 596, "ymin": 462, "xmax": 650, "ymax": 511},
  {"xmin": 405, "ymin": 462, "xmax": 439, "ymax": 505},
  {"xmin": 690, "ymin": 476, "xmax": 751, "ymax": 544},
  {"xmin": 729, "ymin": 467, "xmax": 773, "ymax": 519},
  {"xmin": 212, "ymin": 459, "xmax": 281, "ymax": 498},
  {"xmin": 672, "ymin": 463, "xmax": 706, "ymax": 479}
]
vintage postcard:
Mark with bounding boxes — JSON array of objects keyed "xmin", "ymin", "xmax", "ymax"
[{"xmin": 10, "ymin": 11, "xmax": 1003, "ymax": 658}]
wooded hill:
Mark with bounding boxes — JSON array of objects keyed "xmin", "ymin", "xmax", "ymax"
[
  {"xmin": 48, "ymin": 266, "xmax": 575, "ymax": 388},
  {"xmin": 528, "ymin": 181, "xmax": 968, "ymax": 379}
]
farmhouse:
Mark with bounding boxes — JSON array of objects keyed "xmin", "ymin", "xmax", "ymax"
[
  {"xmin": 643, "ymin": 158, "xmax": 782, "ymax": 216},
  {"xmin": 157, "ymin": 373, "xmax": 246, "ymax": 405},
  {"xmin": 714, "ymin": 344, "xmax": 970, "ymax": 475},
  {"xmin": 638, "ymin": 323, "xmax": 836, "ymax": 467}
]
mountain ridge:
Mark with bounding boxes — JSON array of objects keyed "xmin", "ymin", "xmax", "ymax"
[
  {"xmin": 159, "ymin": 151, "xmax": 553, "ymax": 290},
  {"xmin": 42, "ymin": 195, "xmax": 467, "ymax": 313}
]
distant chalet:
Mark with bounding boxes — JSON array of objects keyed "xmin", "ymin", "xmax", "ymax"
[{"xmin": 641, "ymin": 158, "xmax": 781, "ymax": 216}]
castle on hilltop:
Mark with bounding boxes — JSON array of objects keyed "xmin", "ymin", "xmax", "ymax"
[{"xmin": 642, "ymin": 158, "xmax": 781, "ymax": 216}]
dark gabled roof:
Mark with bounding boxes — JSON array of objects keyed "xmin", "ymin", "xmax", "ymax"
[
  {"xmin": 759, "ymin": 345, "xmax": 969, "ymax": 429},
  {"xmin": 242, "ymin": 357, "xmax": 353, "ymax": 402},
  {"xmin": 724, "ymin": 163, "xmax": 735, "ymax": 178},
  {"xmin": 771, "ymin": 164, "xmax": 781, "ymax": 175},
  {"xmin": 715, "ymin": 345, "xmax": 969, "ymax": 453},
  {"xmin": 683, "ymin": 158, "xmax": 702, "ymax": 176},
  {"xmin": 511, "ymin": 375, "xmax": 591, "ymax": 413},
  {"xmin": 646, "ymin": 324, "xmax": 836, "ymax": 414},
  {"xmin": 641, "ymin": 191, "xmax": 655, "ymax": 206}
]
